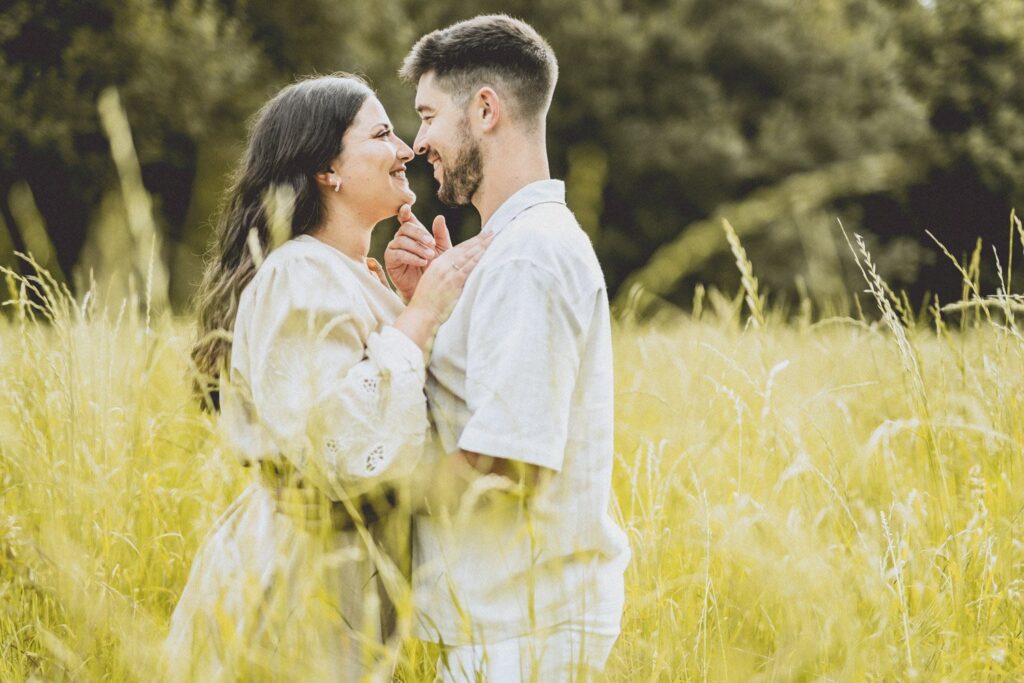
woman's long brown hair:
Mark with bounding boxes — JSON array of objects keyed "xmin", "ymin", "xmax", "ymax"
[{"xmin": 191, "ymin": 74, "xmax": 372, "ymax": 409}]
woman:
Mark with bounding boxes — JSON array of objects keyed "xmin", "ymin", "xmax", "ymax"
[{"xmin": 164, "ymin": 74, "xmax": 488, "ymax": 680}]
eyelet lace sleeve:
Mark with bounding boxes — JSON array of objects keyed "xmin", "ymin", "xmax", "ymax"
[{"xmin": 223, "ymin": 254, "xmax": 428, "ymax": 501}]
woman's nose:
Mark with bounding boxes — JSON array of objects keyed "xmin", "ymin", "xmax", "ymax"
[{"xmin": 397, "ymin": 136, "xmax": 414, "ymax": 162}]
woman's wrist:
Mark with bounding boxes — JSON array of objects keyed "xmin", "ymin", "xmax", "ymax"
[{"xmin": 393, "ymin": 302, "xmax": 440, "ymax": 356}]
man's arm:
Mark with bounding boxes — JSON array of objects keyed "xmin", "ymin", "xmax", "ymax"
[{"xmin": 454, "ymin": 259, "xmax": 584, "ymax": 495}]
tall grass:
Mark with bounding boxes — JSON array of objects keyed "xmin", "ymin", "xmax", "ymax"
[
  {"xmin": 0, "ymin": 258, "xmax": 238, "ymax": 680},
  {"xmin": 2, "ymin": 219, "xmax": 1023, "ymax": 680}
]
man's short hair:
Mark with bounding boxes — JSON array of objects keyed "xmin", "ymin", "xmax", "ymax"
[{"xmin": 400, "ymin": 14, "xmax": 558, "ymax": 126}]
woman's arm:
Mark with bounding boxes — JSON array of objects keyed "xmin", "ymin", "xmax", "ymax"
[{"xmin": 241, "ymin": 255, "xmax": 430, "ymax": 501}]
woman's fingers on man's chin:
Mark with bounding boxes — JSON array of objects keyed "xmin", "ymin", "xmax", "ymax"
[
  {"xmin": 386, "ymin": 246, "xmax": 426, "ymax": 268},
  {"xmin": 392, "ymin": 235, "xmax": 433, "ymax": 259},
  {"xmin": 397, "ymin": 203, "xmax": 419, "ymax": 225},
  {"xmin": 399, "ymin": 221, "xmax": 435, "ymax": 249},
  {"xmin": 401, "ymin": 254, "xmax": 429, "ymax": 268}
]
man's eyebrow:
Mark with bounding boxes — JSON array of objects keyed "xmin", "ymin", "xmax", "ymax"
[{"xmin": 415, "ymin": 104, "xmax": 435, "ymax": 114}]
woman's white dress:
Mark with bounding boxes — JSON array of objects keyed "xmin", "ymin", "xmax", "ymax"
[{"xmin": 164, "ymin": 235, "xmax": 429, "ymax": 681}]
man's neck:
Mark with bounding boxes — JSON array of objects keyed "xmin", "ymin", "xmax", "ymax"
[{"xmin": 473, "ymin": 136, "xmax": 551, "ymax": 228}]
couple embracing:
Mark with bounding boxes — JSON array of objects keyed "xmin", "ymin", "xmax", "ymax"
[{"xmin": 166, "ymin": 15, "xmax": 630, "ymax": 682}]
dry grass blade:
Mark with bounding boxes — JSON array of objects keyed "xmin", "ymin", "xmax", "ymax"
[
  {"xmin": 97, "ymin": 87, "xmax": 170, "ymax": 316},
  {"xmin": 722, "ymin": 218, "xmax": 766, "ymax": 328},
  {"xmin": 2, "ymin": 222, "xmax": 1024, "ymax": 680}
]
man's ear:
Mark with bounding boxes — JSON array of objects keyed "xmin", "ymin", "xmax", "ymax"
[{"xmin": 474, "ymin": 87, "xmax": 501, "ymax": 132}]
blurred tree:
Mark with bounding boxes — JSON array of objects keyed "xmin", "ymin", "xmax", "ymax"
[
  {"xmin": 863, "ymin": 0, "xmax": 1024, "ymax": 299},
  {"xmin": 209, "ymin": 0, "xmax": 426, "ymax": 258},
  {"xmin": 410, "ymin": 0, "xmax": 933, "ymax": 301},
  {"xmin": 3, "ymin": 0, "xmax": 1023, "ymax": 312},
  {"xmin": 594, "ymin": 0, "xmax": 931, "ymax": 298},
  {"xmin": 0, "ymin": 0, "xmax": 264, "ymax": 304},
  {"xmin": 618, "ymin": 152, "xmax": 927, "ymax": 315}
]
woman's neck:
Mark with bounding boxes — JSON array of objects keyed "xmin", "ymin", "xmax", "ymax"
[{"xmin": 310, "ymin": 202, "xmax": 375, "ymax": 260}]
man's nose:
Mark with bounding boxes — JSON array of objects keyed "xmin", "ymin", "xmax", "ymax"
[{"xmin": 413, "ymin": 124, "xmax": 429, "ymax": 156}]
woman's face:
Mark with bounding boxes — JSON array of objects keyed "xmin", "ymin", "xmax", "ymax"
[{"xmin": 334, "ymin": 97, "xmax": 415, "ymax": 220}]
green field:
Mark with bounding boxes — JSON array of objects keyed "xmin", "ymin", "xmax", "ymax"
[{"xmin": 2, "ymin": 245, "xmax": 1023, "ymax": 680}]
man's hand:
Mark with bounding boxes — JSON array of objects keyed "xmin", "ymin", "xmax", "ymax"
[
  {"xmin": 385, "ymin": 204, "xmax": 452, "ymax": 302},
  {"xmin": 458, "ymin": 450, "xmax": 550, "ymax": 492},
  {"xmin": 415, "ymin": 449, "xmax": 551, "ymax": 513}
]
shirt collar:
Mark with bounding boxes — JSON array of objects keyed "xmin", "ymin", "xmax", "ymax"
[{"xmin": 482, "ymin": 179, "xmax": 566, "ymax": 235}]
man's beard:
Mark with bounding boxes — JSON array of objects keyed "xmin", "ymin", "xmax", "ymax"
[{"xmin": 438, "ymin": 130, "xmax": 483, "ymax": 207}]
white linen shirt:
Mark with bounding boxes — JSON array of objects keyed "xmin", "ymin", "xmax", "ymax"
[
  {"xmin": 167, "ymin": 236, "xmax": 428, "ymax": 680},
  {"xmin": 221, "ymin": 235, "xmax": 429, "ymax": 500},
  {"xmin": 413, "ymin": 180, "xmax": 631, "ymax": 645}
]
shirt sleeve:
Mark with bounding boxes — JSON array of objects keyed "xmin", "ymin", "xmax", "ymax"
[
  {"xmin": 239, "ymin": 256, "xmax": 428, "ymax": 499},
  {"xmin": 457, "ymin": 260, "xmax": 592, "ymax": 471}
]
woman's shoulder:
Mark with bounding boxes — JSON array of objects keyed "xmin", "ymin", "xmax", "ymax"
[
  {"xmin": 241, "ymin": 237, "xmax": 361, "ymax": 312},
  {"xmin": 261, "ymin": 235, "xmax": 348, "ymax": 274}
]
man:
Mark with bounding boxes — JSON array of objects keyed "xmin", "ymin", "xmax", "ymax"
[{"xmin": 384, "ymin": 15, "xmax": 630, "ymax": 681}]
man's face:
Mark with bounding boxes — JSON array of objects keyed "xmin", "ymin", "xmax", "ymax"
[{"xmin": 413, "ymin": 72, "xmax": 483, "ymax": 206}]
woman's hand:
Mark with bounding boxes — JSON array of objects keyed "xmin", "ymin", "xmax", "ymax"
[
  {"xmin": 392, "ymin": 230, "xmax": 494, "ymax": 353},
  {"xmin": 385, "ymin": 204, "xmax": 451, "ymax": 302},
  {"xmin": 410, "ymin": 231, "xmax": 493, "ymax": 319}
]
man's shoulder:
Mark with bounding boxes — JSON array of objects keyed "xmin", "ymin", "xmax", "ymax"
[
  {"xmin": 491, "ymin": 203, "xmax": 603, "ymax": 283},
  {"xmin": 514, "ymin": 201, "xmax": 583, "ymax": 238}
]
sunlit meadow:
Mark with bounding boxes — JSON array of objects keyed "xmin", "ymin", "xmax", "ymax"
[{"xmin": 2, "ymin": 218, "xmax": 1024, "ymax": 680}]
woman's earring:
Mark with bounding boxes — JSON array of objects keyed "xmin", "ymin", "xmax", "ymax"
[{"xmin": 332, "ymin": 178, "xmax": 341, "ymax": 193}]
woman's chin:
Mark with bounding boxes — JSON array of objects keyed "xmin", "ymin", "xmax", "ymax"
[
  {"xmin": 397, "ymin": 187, "xmax": 416, "ymax": 206},
  {"xmin": 381, "ymin": 194, "xmax": 417, "ymax": 222}
]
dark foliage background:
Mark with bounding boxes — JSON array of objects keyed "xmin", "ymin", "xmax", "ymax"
[{"xmin": 1, "ymin": 0, "xmax": 1022, "ymax": 313}]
